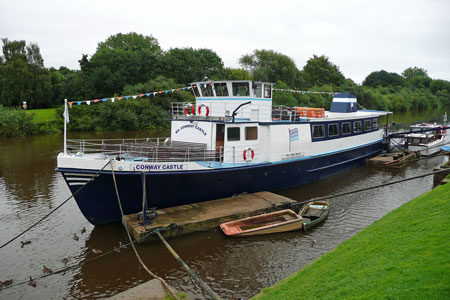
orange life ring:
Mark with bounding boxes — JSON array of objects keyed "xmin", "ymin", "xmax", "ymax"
[
  {"xmin": 243, "ymin": 147, "xmax": 255, "ymax": 162},
  {"xmin": 198, "ymin": 103, "xmax": 210, "ymax": 116},
  {"xmin": 184, "ymin": 103, "xmax": 195, "ymax": 116}
]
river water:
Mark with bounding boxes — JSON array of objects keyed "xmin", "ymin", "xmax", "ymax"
[{"xmin": 0, "ymin": 110, "xmax": 448, "ymax": 299}]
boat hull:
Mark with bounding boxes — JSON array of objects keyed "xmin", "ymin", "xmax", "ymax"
[
  {"xmin": 57, "ymin": 141, "xmax": 382, "ymax": 225},
  {"xmin": 220, "ymin": 209, "xmax": 303, "ymax": 237},
  {"xmin": 299, "ymin": 201, "xmax": 329, "ymax": 231}
]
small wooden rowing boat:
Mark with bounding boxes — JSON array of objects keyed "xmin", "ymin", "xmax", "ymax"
[
  {"xmin": 299, "ymin": 201, "xmax": 329, "ymax": 231},
  {"xmin": 219, "ymin": 209, "xmax": 303, "ymax": 237}
]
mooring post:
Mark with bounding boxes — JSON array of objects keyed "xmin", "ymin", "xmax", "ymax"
[{"xmin": 141, "ymin": 172, "xmax": 149, "ymax": 224}]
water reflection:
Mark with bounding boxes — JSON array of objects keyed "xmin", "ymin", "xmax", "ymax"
[{"xmin": 0, "ymin": 131, "xmax": 448, "ymax": 300}]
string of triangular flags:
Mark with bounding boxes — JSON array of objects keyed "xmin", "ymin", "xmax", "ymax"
[
  {"xmin": 273, "ymin": 88, "xmax": 335, "ymax": 95},
  {"xmin": 67, "ymin": 86, "xmax": 193, "ymax": 108}
]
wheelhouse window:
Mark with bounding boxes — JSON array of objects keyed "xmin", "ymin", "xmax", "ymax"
[
  {"xmin": 200, "ymin": 83, "xmax": 214, "ymax": 97},
  {"xmin": 342, "ymin": 122, "xmax": 351, "ymax": 135},
  {"xmin": 373, "ymin": 118, "xmax": 379, "ymax": 129},
  {"xmin": 192, "ymin": 85, "xmax": 200, "ymax": 97},
  {"xmin": 232, "ymin": 82, "xmax": 249, "ymax": 96},
  {"xmin": 214, "ymin": 82, "xmax": 229, "ymax": 96},
  {"xmin": 354, "ymin": 121, "xmax": 362, "ymax": 133},
  {"xmin": 245, "ymin": 127, "xmax": 258, "ymax": 140},
  {"xmin": 253, "ymin": 83, "xmax": 262, "ymax": 98},
  {"xmin": 264, "ymin": 84, "xmax": 272, "ymax": 98},
  {"xmin": 364, "ymin": 120, "xmax": 372, "ymax": 131},
  {"xmin": 227, "ymin": 127, "xmax": 240, "ymax": 141},
  {"xmin": 312, "ymin": 124, "xmax": 325, "ymax": 138},
  {"xmin": 328, "ymin": 123, "xmax": 339, "ymax": 137}
]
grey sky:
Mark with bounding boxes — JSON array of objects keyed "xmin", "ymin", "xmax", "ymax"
[{"xmin": 1, "ymin": 0, "xmax": 449, "ymax": 83}]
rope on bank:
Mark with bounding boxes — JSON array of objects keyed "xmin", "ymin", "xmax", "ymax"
[
  {"xmin": 110, "ymin": 160, "xmax": 181, "ymax": 300},
  {"xmin": 291, "ymin": 167, "xmax": 450, "ymax": 208},
  {"xmin": 156, "ymin": 231, "xmax": 223, "ymax": 300},
  {"xmin": 0, "ymin": 160, "xmax": 112, "ymax": 250}
]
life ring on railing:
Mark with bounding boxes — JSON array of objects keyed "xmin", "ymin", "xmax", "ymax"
[
  {"xmin": 442, "ymin": 126, "xmax": 446, "ymax": 133},
  {"xmin": 198, "ymin": 103, "xmax": 210, "ymax": 117},
  {"xmin": 243, "ymin": 147, "xmax": 255, "ymax": 162},
  {"xmin": 184, "ymin": 103, "xmax": 195, "ymax": 116}
]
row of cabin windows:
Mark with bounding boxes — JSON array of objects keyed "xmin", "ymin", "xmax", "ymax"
[
  {"xmin": 195, "ymin": 82, "xmax": 271, "ymax": 98},
  {"xmin": 312, "ymin": 119, "xmax": 379, "ymax": 139},
  {"xmin": 227, "ymin": 126, "xmax": 258, "ymax": 141}
]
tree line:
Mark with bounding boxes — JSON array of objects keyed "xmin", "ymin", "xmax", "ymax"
[{"xmin": 1, "ymin": 32, "xmax": 450, "ymax": 133}]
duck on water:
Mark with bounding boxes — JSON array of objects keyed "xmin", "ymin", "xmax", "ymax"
[{"xmin": 56, "ymin": 80, "xmax": 391, "ymax": 225}]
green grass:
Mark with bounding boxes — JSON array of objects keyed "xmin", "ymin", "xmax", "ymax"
[
  {"xmin": 26, "ymin": 108, "xmax": 58, "ymax": 124},
  {"xmin": 252, "ymin": 184, "xmax": 450, "ymax": 300}
]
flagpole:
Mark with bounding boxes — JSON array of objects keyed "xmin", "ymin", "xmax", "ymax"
[{"xmin": 64, "ymin": 99, "xmax": 67, "ymax": 155}]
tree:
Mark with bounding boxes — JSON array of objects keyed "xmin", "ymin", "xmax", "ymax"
[
  {"xmin": 222, "ymin": 68, "xmax": 252, "ymax": 80},
  {"xmin": 160, "ymin": 48, "xmax": 224, "ymax": 84},
  {"xmin": 239, "ymin": 49, "xmax": 298, "ymax": 87},
  {"xmin": 402, "ymin": 67, "xmax": 428, "ymax": 80},
  {"xmin": 302, "ymin": 55, "xmax": 345, "ymax": 88},
  {"xmin": 362, "ymin": 70, "xmax": 405, "ymax": 88},
  {"xmin": 85, "ymin": 32, "xmax": 163, "ymax": 97}
]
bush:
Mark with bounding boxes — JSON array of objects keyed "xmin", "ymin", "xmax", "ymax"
[{"xmin": 0, "ymin": 105, "xmax": 36, "ymax": 137}]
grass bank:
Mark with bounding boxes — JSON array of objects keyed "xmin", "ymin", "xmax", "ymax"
[
  {"xmin": 26, "ymin": 108, "xmax": 58, "ymax": 123},
  {"xmin": 252, "ymin": 183, "xmax": 450, "ymax": 300}
]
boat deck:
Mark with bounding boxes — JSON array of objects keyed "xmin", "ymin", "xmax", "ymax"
[{"xmin": 122, "ymin": 191, "xmax": 297, "ymax": 242}]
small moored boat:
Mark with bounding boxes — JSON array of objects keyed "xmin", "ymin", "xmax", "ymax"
[
  {"xmin": 220, "ymin": 209, "xmax": 303, "ymax": 237},
  {"xmin": 299, "ymin": 201, "xmax": 329, "ymax": 231}
]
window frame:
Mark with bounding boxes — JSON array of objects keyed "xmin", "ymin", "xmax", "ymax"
[
  {"xmin": 312, "ymin": 124, "xmax": 325, "ymax": 138},
  {"xmin": 342, "ymin": 122, "xmax": 352, "ymax": 135},
  {"xmin": 364, "ymin": 119, "xmax": 372, "ymax": 131},
  {"xmin": 245, "ymin": 126, "xmax": 258, "ymax": 140},
  {"xmin": 373, "ymin": 118, "xmax": 379, "ymax": 129},
  {"xmin": 214, "ymin": 82, "xmax": 229, "ymax": 97},
  {"xmin": 328, "ymin": 123, "xmax": 339, "ymax": 137},
  {"xmin": 263, "ymin": 84, "xmax": 272, "ymax": 98},
  {"xmin": 354, "ymin": 121, "xmax": 362, "ymax": 133},
  {"xmin": 227, "ymin": 127, "xmax": 241, "ymax": 141},
  {"xmin": 232, "ymin": 82, "xmax": 250, "ymax": 97}
]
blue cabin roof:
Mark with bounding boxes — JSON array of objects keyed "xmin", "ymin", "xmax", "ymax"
[{"xmin": 330, "ymin": 93, "xmax": 357, "ymax": 113}]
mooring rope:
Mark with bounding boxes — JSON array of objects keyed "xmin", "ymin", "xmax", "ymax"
[
  {"xmin": 291, "ymin": 167, "xmax": 450, "ymax": 208},
  {"xmin": 155, "ymin": 231, "xmax": 223, "ymax": 300},
  {"xmin": 0, "ymin": 160, "xmax": 112, "ymax": 250},
  {"xmin": 110, "ymin": 160, "xmax": 181, "ymax": 300}
]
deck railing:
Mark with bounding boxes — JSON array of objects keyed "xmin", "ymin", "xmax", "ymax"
[
  {"xmin": 66, "ymin": 138, "xmax": 261, "ymax": 165},
  {"xmin": 66, "ymin": 138, "xmax": 218, "ymax": 163}
]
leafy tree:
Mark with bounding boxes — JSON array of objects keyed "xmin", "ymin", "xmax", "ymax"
[
  {"xmin": 222, "ymin": 68, "xmax": 252, "ymax": 80},
  {"xmin": 239, "ymin": 49, "xmax": 298, "ymax": 87},
  {"xmin": 362, "ymin": 70, "xmax": 405, "ymax": 88},
  {"xmin": 0, "ymin": 39, "xmax": 55, "ymax": 108},
  {"xmin": 84, "ymin": 32, "xmax": 163, "ymax": 97},
  {"xmin": 302, "ymin": 55, "xmax": 345, "ymax": 87},
  {"xmin": 160, "ymin": 48, "xmax": 224, "ymax": 84},
  {"xmin": 430, "ymin": 79, "xmax": 450, "ymax": 95},
  {"xmin": 402, "ymin": 67, "xmax": 428, "ymax": 80}
]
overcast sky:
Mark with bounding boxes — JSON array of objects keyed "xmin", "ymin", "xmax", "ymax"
[{"xmin": 1, "ymin": 0, "xmax": 449, "ymax": 83}]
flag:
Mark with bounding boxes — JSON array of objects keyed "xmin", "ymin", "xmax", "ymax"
[
  {"xmin": 63, "ymin": 101, "xmax": 70, "ymax": 123},
  {"xmin": 289, "ymin": 128, "xmax": 298, "ymax": 142}
]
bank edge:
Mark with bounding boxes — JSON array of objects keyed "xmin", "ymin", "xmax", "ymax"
[{"xmin": 252, "ymin": 180, "xmax": 450, "ymax": 300}]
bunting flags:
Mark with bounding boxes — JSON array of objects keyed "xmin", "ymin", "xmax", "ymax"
[{"xmin": 66, "ymin": 86, "xmax": 192, "ymax": 108}]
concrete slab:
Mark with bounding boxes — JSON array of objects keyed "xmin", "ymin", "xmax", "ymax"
[
  {"xmin": 123, "ymin": 191, "xmax": 297, "ymax": 242},
  {"xmin": 108, "ymin": 279, "xmax": 178, "ymax": 300}
]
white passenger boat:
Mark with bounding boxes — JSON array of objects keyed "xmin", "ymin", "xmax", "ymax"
[
  {"xmin": 405, "ymin": 123, "xmax": 447, "ymax": 156},
  {"xmin": 56, "ymin": 80, "xmax": 390, "ymax": 225}
]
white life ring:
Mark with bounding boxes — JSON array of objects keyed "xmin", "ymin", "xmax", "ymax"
[
  {"xmin": 198, "ymin": 103, "xmax": 210, "ymax": 116},
  {"xmin": 243, "ymin": 147, "xmax": 255, "ymax": 162},
  {"xmin": 184, "ymin": 103, "xmax": 195, "ymax": 116}
]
